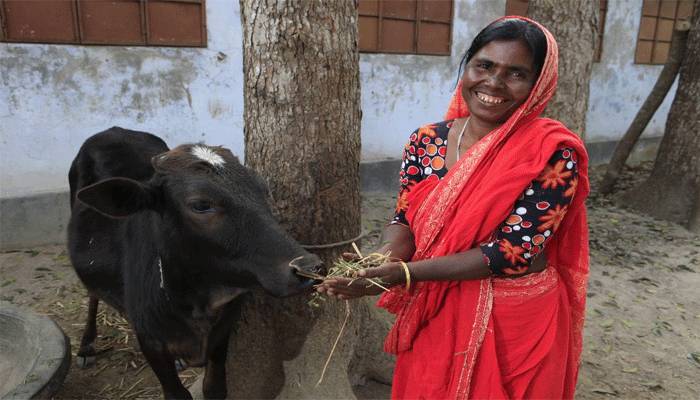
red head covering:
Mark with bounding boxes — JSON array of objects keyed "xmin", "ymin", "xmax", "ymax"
[{"xmin": 378, "ymin": 16, "xmax": 589, "ymax": 399}]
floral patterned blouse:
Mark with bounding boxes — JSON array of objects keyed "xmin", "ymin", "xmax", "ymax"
[{"xmin": 392, "ymin": 120, "xmax": 578, "ymax": 276}]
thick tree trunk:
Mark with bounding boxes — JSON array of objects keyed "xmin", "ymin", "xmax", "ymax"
[
  {"xmin": 241, "ymin": 0, "xmax": 360, "ymax": 247},
  {"xmin": 622, "ymin": 3, "xmax": 700, "ymax": 229},
  {"xmin": 599, "ymin": 24, "xmax": 689, "ymax": 195},
  {"xmin": 689, "ymin": 190, "xmax": 700, "ymax": 233},
  {"xmin": 528, "ymin": 0, "xmax": 598, "ymax": 138},
  {"xmin": 224, "ymin": 1, "xmax": 394, "ymax": 399}
]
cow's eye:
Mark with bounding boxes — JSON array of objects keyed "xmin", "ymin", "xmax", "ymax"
[{"xmin": 189, "ymin": 200, "xmax": 215, "ymax": 214}]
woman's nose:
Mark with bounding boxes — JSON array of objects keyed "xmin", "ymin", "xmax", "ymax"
[{"xmin": 485, "ymin": 72, "xmax": 505, "ymax": 88}]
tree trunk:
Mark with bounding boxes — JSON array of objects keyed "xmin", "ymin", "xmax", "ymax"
[
  {"xmin": 241, "ymin": 0, "xmax": 360, "ymax": 247},
  {"xmin": 689, "ymin": 189, "xmax": 700, "ymax": 233},
  {"xmin": 225, "ymin": 1, "xmax": 394, "ymax": 399},
  {"xmin": 528, "ymin": 0, "xmax": 599, "ymax": 138},
  {"xmin": 622, "ymin": 2, "xmax": 700, "ymax": 229},
  {"xmin": 599, "ymin": 24, "xmax": 689, "ymax": 195}
]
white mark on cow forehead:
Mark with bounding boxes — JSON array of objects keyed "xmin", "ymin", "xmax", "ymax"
[{"xmin": 191, "ymin": 145, "xmax": 225, "ymax": 167}]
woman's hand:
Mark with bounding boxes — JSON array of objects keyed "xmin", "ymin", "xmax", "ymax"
[
  {"xmin": 316, "ymin": 253, "xmax": 408, "ymax": 300},
  {"xmin": 316, "ymin": 277, "xmax": 385, "ymax": 300},
  {"xmin": 316, "ymin": 261, "xmax": 409, "ymax": 300},
  {"xmin": 356, "ymin": 261, "xmax": 407, "ymax": 287}
]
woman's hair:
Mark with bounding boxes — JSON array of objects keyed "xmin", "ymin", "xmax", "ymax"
[{"xmin": 457, "ymin": 18, "xmax": 547, "ymax": 85}]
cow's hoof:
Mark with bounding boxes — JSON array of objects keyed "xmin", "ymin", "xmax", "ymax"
[
  {"xmin": 76, "ymin": 355, "xmax": 96, "ymax": 368},
  {"xmin": 175, "ymin": 358, "xmax": 188, "ymax": 372}
]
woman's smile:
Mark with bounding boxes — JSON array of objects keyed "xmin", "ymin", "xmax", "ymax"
[
  {"xmin": 461, "ymin": 39, "xmax": 536, "ymax": 129},
  {"xmin": 474, "ymin": 91, "xmax": 507, "ymax": 105}
]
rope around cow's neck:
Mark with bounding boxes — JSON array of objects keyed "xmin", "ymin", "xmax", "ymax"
[{"xmin": 300, "ymin": 230, "xmax": 369, "ymax": 250}]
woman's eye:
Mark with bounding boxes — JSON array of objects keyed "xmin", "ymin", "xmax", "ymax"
[
  {"xmin": 511, "ymin": 71, "xmax": 526, "ymax": 79},
  {"xmin": 190, "ymin": 201, "xmax": 215, "ymax": 213}
]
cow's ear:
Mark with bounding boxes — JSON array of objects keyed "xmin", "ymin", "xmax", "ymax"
[{"xmin": 76, "ymin": 177, "xmax": 157, "ymax": 218}]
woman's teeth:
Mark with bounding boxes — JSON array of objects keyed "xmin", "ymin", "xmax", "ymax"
[{"xmin": 476, "ymin": 92, "xmax": 505, "ymax": 105}]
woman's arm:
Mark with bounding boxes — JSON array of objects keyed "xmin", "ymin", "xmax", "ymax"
[
  {"xmin": 318, "ymin": 223, "xmax": 416, "ymax": 299},
  {"xmin": 320, "ymin": 147, "xmax": 577, "ymax": 299},
  {"xmin": 370, "ymin": 223, "xmax": 416, "ymax": 261},
  {"xmin": 358, "ymin": 247, "xmax": 546, "ymax": 285},
  {"xmin": 358, "ymin": 148, "xmax": 578, "ymax": 287}
]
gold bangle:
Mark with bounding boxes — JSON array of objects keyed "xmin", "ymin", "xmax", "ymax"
[{"xmin": 400, "ymin": 261, "xmax": 411, "ymax": 292}]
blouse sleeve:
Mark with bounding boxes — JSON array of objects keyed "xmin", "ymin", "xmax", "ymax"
[
  {"xmin": 480, "ymin": 148, "xmax": 579, "ymax": 276},
  {"xmin": 391, "ymin": 129, "xmax": 423, "ymax": 226}
]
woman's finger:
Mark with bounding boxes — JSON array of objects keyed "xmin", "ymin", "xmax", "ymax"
[
  {"xmin": 357, "ymin": 267, "xmax": 377, "ymax": 278},
  {"xmin": 342, "ymin": 252, "xmax": 360, "ymax": 261},
  {"xmin": 358, "ymin": 263, "xmax": 392, "ymax": 279}
]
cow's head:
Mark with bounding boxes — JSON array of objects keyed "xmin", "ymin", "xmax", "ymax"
[{"xmin": 76, "ymin": 143, "xmax": 322, "ymax": 298}]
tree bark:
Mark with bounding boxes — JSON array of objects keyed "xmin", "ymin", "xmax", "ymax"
[
  {"xmin": 226, "ymin": 1, "xmax": 393, "ymax": 399},
  {"xmin": 689, "ymin": 189, "xmax": 700, "ymax": 233},
  {"xmin": 622, "ymin": 2, "xmax": 700, "ymax": 229},
  {"xmin": 241, "ymin": 0, "xmax": 360, "ymax": 248},
  {"xmin": 599, "ymin": 24, "xmax": 689, "ymax": 195},
  {"xmin": 528, "ymin": 0, "xmax": 599, "ymax": 138}
]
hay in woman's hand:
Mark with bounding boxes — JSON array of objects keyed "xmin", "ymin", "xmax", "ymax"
[
  {"xmin": 293, "ymin": 243, "xmax": 392, "ymax": 308},
  {"xmin": 306, "ymin": 243, "xmax": 393, "ymax": 387}
]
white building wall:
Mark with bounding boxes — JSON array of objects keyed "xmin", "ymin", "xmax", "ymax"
[
  {"xmin": 1, "ymin": 0, "xmax": 245, "ymax": 198},
  {"xmin": 359, "ymin": 0, "xmax": 506, "ymax": 161},
  {"xmin": 586, "ymin": 0, "xmax": 677, "ymax": 142},
  {"xmin": 0, "ymin": 0, "xmax": 674, "ymax": 199}
]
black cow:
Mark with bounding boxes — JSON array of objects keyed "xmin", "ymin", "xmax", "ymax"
[{"xmin": 67, "ymin": 127, "xmax": 321, "ymax": 399}]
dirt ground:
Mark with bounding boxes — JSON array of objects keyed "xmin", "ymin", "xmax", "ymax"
[{"xmin": 1, "ymin": 162, "xmax": 699, "ymax": 399}]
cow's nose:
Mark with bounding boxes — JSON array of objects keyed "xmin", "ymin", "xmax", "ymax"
[{"xmin": 290, "ymin": 254, "xmax": 325, "ymax": 281}]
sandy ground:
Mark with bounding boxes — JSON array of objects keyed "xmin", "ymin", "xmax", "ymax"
[{"xmin": 1, "ymin": 162, "xmax": 699, "ymax": 399}]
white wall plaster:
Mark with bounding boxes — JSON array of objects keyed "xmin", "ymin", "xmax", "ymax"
[
  {"xmin": 0, "ymin": 0, "xmax": 244, "ymax": 197},
  {"xmin": 586, "ymin": 0, "xmax": 677, "ymax": 142},
  {"xmin": 0, "ymin": 0, "xmax": 674, "ymax": 198}
]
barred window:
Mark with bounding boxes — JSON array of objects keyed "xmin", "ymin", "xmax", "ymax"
[
  {"xmin": 358, "ymin": 0, "xmax": 453, "ymax": 56},
  {"xmin": 635, "ymin": 0, "xmax": 695, "ymax": 64},
  {"xmin": 0, "ymin": 0, "xmax": 206, "ymax": 47}
]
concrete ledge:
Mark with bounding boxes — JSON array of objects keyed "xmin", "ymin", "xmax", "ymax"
[
  {"xmin": 360, "ymin": 159, "xmax": 402, "ymax": 193},
  {"xmin": 0, "ymin": 191, "xmax": 70, "ymax": 251},
  {"xmin": 586, "ymin": 136, "xmax": 661, "ymax": 166},
  {"xmin": 0, "ymin": 136, "xmax": 662, "ymax": 250}
]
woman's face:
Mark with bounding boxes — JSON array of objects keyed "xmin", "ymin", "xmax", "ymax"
[{"xmin": 461, "ymin": 39, "xmax": 537, "ymax": 127}]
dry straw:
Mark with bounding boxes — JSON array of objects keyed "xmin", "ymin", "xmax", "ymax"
[{"xmin": 291, "ymin": 243, "xmax": 392, "ymax": 387}]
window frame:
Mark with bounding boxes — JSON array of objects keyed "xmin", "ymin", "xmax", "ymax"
[
  {"xmin": 0, "ymin": 0, "xmax": 207, "ymax": 48},
  {"xmin": 634, "ymin": 0, "xmax": 695, "ymax": 65},
  {"xmin": 358, "ymin": 0, "xmax": 454, "ymax": 56}
]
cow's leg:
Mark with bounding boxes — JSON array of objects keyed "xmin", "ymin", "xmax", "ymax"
[
  {"xmin": 137, "ymin": 335, "xmax": 192, "ymax": 400},
  {"xmin": 202, "ymin": 329, "xmax": 230, "ymax": 399},
  {"xmin": 76, "ymin": 295, "xmax": 99, "ymax": 368},
  {"xmin": 202, "ymin": 300, "xmax": 241, "ymax": 399}
]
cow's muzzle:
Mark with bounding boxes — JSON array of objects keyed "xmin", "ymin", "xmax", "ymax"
[{"xmin": 289, "ymin": 254, "xmax": 324, "ymax": 289}]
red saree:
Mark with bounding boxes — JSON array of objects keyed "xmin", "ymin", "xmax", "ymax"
[{"xmin": 377, "ymin": 17, "xmax": 590, "ymax": 399}]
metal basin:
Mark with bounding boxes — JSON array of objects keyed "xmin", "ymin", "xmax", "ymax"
[{"xmin": 0, "ymin": 302, "xmax": 70, "ymax": 399}]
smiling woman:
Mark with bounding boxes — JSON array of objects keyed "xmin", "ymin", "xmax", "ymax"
[{"xmin": 318, "ymin": 16, "xmax": 590, "ymax": 399}]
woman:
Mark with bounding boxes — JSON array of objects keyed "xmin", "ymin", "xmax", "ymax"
[{"xmin": 318, "ymin": 16, "xmax": 589, "ymax": 399}]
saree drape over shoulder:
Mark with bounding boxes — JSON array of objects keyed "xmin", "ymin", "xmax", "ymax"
[{"xmin": 377, "ymin": 17, "xmax": 590, "ymax": 399}]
